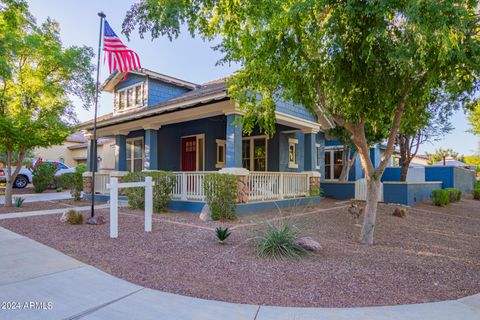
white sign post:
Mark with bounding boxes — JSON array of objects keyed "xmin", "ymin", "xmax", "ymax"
[{"xmin": 107, "ymin": 176, "xmax": 155, "ymax": 238}]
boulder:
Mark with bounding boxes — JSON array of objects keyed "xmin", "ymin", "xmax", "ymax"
[
  {"xmin": 295, "ymin": 237, "xmax": 322, "ymax": 252},
  {"xmin": 393, "ymin": 207, "xmax": 407, "ymax": 218},
  {"xmin": 199, "ymin": 204, "xmax": 212, "ymax": 221},
  {"xmin": 86, "ymin": 215, "xmax": 106, "ymax": 225}
]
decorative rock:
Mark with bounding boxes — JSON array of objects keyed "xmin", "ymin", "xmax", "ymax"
[
  {"xmin": 295, "ymin": 237, "xmax": 322, "ymax": 252},
  {"xmin": 199, "ymin": 204, "xmax": 212, "ymax": 221},
  {"xmin": 86, "ymin": 215, "xmax": 106, "ymax": 225}
]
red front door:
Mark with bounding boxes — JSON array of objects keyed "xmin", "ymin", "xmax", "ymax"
[{"xmin": 181, "ymin": 137, "xmax": 197, "ymax": 171}]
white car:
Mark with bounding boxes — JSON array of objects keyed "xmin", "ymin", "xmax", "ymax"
[{"xmin": 0, "ymin": 161, "xmax": 75, "ymax": 189}]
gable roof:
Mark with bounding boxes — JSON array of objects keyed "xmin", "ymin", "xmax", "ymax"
[{"xmin": 102, "ymin": 68, "xmax": 198, "ymax": 93}]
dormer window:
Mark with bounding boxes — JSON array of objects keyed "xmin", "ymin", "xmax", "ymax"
[{"xmin": 116, "ymin": 83, "xmax": 144, "ymax": 111}]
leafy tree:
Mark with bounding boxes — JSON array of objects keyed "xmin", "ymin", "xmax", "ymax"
[
  {"xmin": 397, "ymin": 97, "xmax": 454, "ymax": 181},
  {"xmin": 0, "ymin": 0, "xmax": 95, "ymax": 206},
  {"xmin": 123, "ymin": 1, "xmax": 480, "ymax": 244},
  {"xmin": 426, "ymin": 148, "xmax": 462, "ymax": 165}
]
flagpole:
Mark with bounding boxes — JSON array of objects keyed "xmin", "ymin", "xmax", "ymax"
[{"xmin": 91, "ymin": 12, "xmax": 106, "ymax": 218}]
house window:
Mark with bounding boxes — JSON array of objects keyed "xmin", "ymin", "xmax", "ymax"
[
  {"xmin": 324, "ymin": 149, "xmax": 344, "ymax": 180},
  {"xmin": 316, "ymin": 143, "xmax": 321, "ymax": 169},
  {"xmin": 216, "ymin": 139, "xmax": 226, "ymax": 168},
  {"xmin": 242, "ymin": 136, "xmax": 267, "ymax": 171},
  {"xmin": 288, "ymin": 138, "xmax": 298, "ymax": 169},
  {"xmin": 116, "ymin": 83, "xmax": 144, "ymax": 111},
  {"xmin": 126, "ymin": 137, "xmax": 144, "ymax": 172}
]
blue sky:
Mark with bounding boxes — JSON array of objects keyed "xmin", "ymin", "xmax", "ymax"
[{"xmin": 27, "ymin": 0, "xmax": 479, "ymax": 156}]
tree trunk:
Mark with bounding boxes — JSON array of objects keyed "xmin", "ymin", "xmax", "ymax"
[
  {"xmin": 4, "ymin": 148, "xmax": 26, "ymax": 207},
  {"xmin": 359, "ymin": 178, "xmax": 381, "ymax": 245},
  {"xmin": 399, "ymin": 160, "xmax": 410, "ymax": 181}
]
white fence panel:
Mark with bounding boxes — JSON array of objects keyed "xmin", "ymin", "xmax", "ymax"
[
  {"xmin": 406, "ymin": 167, "xmax": 425, "ymax": 182},
  {"xmin": 355, "ymin": 178, "xmax": 383, "ymax": 202}
]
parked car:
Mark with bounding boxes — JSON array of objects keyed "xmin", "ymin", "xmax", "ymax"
[{"xmin": 0, "ymin": 161, "xmax": 75, "ymax": 189}]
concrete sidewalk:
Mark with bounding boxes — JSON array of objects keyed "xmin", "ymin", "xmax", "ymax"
[
  {"xmin": 0, "ymin": 191, "xmax": 72, "ymax": 204},
  {"xmin": 0, "ymin": 227, "xmax": 479, "ymax": 320}
]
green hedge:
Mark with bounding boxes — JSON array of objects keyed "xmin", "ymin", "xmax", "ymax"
[
  {"xmin": 122, "ymin": 171, "xmax": 176, "ymax": 212},
  {"xmin": 432, "ymin": 189, "xmax": 450, "ymax": 207},
  {"xmin": 61, "ymin": 172, "xmax": 83, "ymax": 201},
  {"xmin": 473, "ymin": 188, "xmax": 480, "ymax": 200},
  {"xmin": 445, "ymin": 188, "xmax": 462, "ymax": 203},
  {"xmin": 204, "ymin": 173, "xmax": 237, "ymax": 221},
  {"xmin": 32, "ymin": 162, "xmax": 56, "ymax": 193}
]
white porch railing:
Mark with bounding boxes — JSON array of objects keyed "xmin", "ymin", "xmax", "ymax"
[
  {"xmin": 171, "ymin": 172, "xmax": 214, "ymax": 201},
  {"xmin": 247, "ymin": 172, "xmax": 310, "ymax": 201},
  {"xmin": 90, "ymin": 171, "xmax": 311, "ymax": 203}
]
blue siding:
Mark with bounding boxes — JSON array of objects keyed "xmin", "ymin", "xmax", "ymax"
[
  {"xmin": 325, "ymin": 139, "xmax": 341, "ymax": 147},
  {"xmin": 156, "ymin": 116, "xmax": 226, "ymax": 171},
  {"xmin": 321, "ymin": 182, "xmax": 355, "ymax": 200},
  {"xmin": 147, "ymin": 78, "xmax": 190, "ymax": 106},
  {"xmin": 275, "ymin": 98, "xmax": 317, "ymax": 122},
  {"xmin": 279, "ymin": 131, "xmax": 305, "ymax": 172},
  {"xmin": 115, "ymin": 74, "xmax": 145, "ymax": 90}
]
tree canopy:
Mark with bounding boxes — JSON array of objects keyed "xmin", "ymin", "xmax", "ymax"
[
  {"xmin": 123, "ymin": 0, "xmax": 480, "ymax": 244},
  {"xmin": 0, "ymin": 0, "xmax": 95, "ymax": 206}
]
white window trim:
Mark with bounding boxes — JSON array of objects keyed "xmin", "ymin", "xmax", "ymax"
[
  {"xmin": 242, "ymin": 135, "xmax": 268, "ymax": 171},
  {"xmin": 116, "ymin": 82, "xmax": 144, "ymax": 111},
  {"xmin": 181, "ymin": 134, "xmax": 205, "ymax": 171},
  {"xmin": 288, "ymin": 138, "xmax": 298, "ymax": 169},
  {"xmin": 126, "ymin": 137, "xmax": 144, "ymax": 172},
  {"xmin": 215, "ymin": 139, "xmax": 226, "ymax": 169},
  {"xmin": 316, "ymin": 143, "xmax": 321, "ymax": 169}
]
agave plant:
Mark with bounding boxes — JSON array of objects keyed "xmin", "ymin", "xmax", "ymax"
[
  {"xmin": 215, "ymin": 226, "xmax": 231, "ymax": 244},
  {"xmin": 13, "ymin": 197, "xmax": 25, "ymax": 208}
]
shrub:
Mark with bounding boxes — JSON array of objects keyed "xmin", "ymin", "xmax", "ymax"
[
  {"xmin": 432, "ymin": 189, "xmax": 450, "ymax": 207},
  {"xmin": 309, "ymin": 186, "xmax": 323, "ymax": 197},
  {"xmin": 13, "ymin": 197, "xmax": 25, "ymax": 208},
  {"xmin": 56, "ymin": 187, "xmax": 63, "ymax": 192},
  {"xmin": 65, "ymin": 210, "xmax": 83, "ymax": 225},
  {"xmin": 61, "ymin": 172, "xmax": 83, "ymax": 201},
  {"xmin": 473, "ymin": 188, "xmax": 480, "ymax": 200},
  {"xmin": 204, "ymin": 173, "xmax": 237, "ymax": 221},
  {"xmin": 123, "ymin": 171, "xmax": 176, "ymax": 212},
  {"xmin": 256, "ymin": 220, "xmax": 308, "ymax": 259},
  {"xmin": 215, "ymin": 226, "xmax": 231, "ymax": 243},
  {"xmin": 392, "ymin": 207, "xmax": 407, "ymax": 218},
  {"xmin": 75, "ymin": 164, "xmax": 87, "ymax": 174},
  {"xmin": 445, "ymin": 188, "xmax": 462, "ymax": 202},
  {"xmin": 32, "ymin": 162, "xmax": 56, "ymax": 193}
]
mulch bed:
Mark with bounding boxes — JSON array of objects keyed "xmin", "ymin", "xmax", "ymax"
[{"xmin": 0, "ymin": 197, "xmax": 479, "ymax": 308}]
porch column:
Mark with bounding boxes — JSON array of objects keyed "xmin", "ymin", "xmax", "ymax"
[
  {"xmin": 115, "ymin": 134, "xmax": 127, "ymax": 171},
  {"xmin": 303, "ymin": 131, "xmax": 316, "ymax": 171},
  {"xmin": 144, "ymin": 128, "xmax": 159, "ymax": 170},
  {"xmin": 317, "ymin": 132, "xmax": 326, "ymax": 181},
  {"xmin": 86, "ymin": 138, "xmax": 97, "ymax": 172},
  {"xmin": 225, "ymin": 114, "xmax": 242, "ymax": 168}
]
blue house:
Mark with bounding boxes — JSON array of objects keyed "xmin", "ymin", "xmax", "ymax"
[{"xmin": 81, "ymin": 69, "xmax": 335, "ymax": 211}]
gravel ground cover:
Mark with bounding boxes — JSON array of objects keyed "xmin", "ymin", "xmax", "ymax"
[
  {"xmin": 0, "ymin": 197, "xmax": 478, "ymax": 307},
  {"xmin": 0, "ymin": 199, "xmax": 100, "ymax": 214}
]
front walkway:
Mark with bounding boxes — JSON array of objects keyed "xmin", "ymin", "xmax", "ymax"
[
  {"xmin": 0, "ymin": 191, "xmax": 72, "ymax": 205},
  {"xmin": 0, "ymin": 228, "xmax": 478, "ymax": 320}
]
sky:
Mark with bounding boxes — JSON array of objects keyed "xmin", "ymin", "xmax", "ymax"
[{"xmin": 27, "ymin": 0, "xmax": 479, "ymax": 156}]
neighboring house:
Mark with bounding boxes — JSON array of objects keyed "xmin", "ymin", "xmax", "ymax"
[
  {"xmin": 80, "ymin": 69, "xmax": 334, "ymax": 176},
  {"xmin": 411, "ymin": 154, "xmax": 429, "ymax": 166},
  {"xmin": 34, "ymin": 131, "xmax": 115, "ymax": 171},
  {"xmin": 324, "ymin": 139, "xmax": 400, "ymax": 181}
]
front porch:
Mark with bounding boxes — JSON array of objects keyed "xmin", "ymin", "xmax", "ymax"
[{"xmin": 83, "ymin": 100, "xmax": 326, "ymax": 212}]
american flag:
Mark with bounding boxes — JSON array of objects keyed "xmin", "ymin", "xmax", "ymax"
[{"xmin": 103, "ymin": 20, "xmax": 142, "ymax": 74}]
